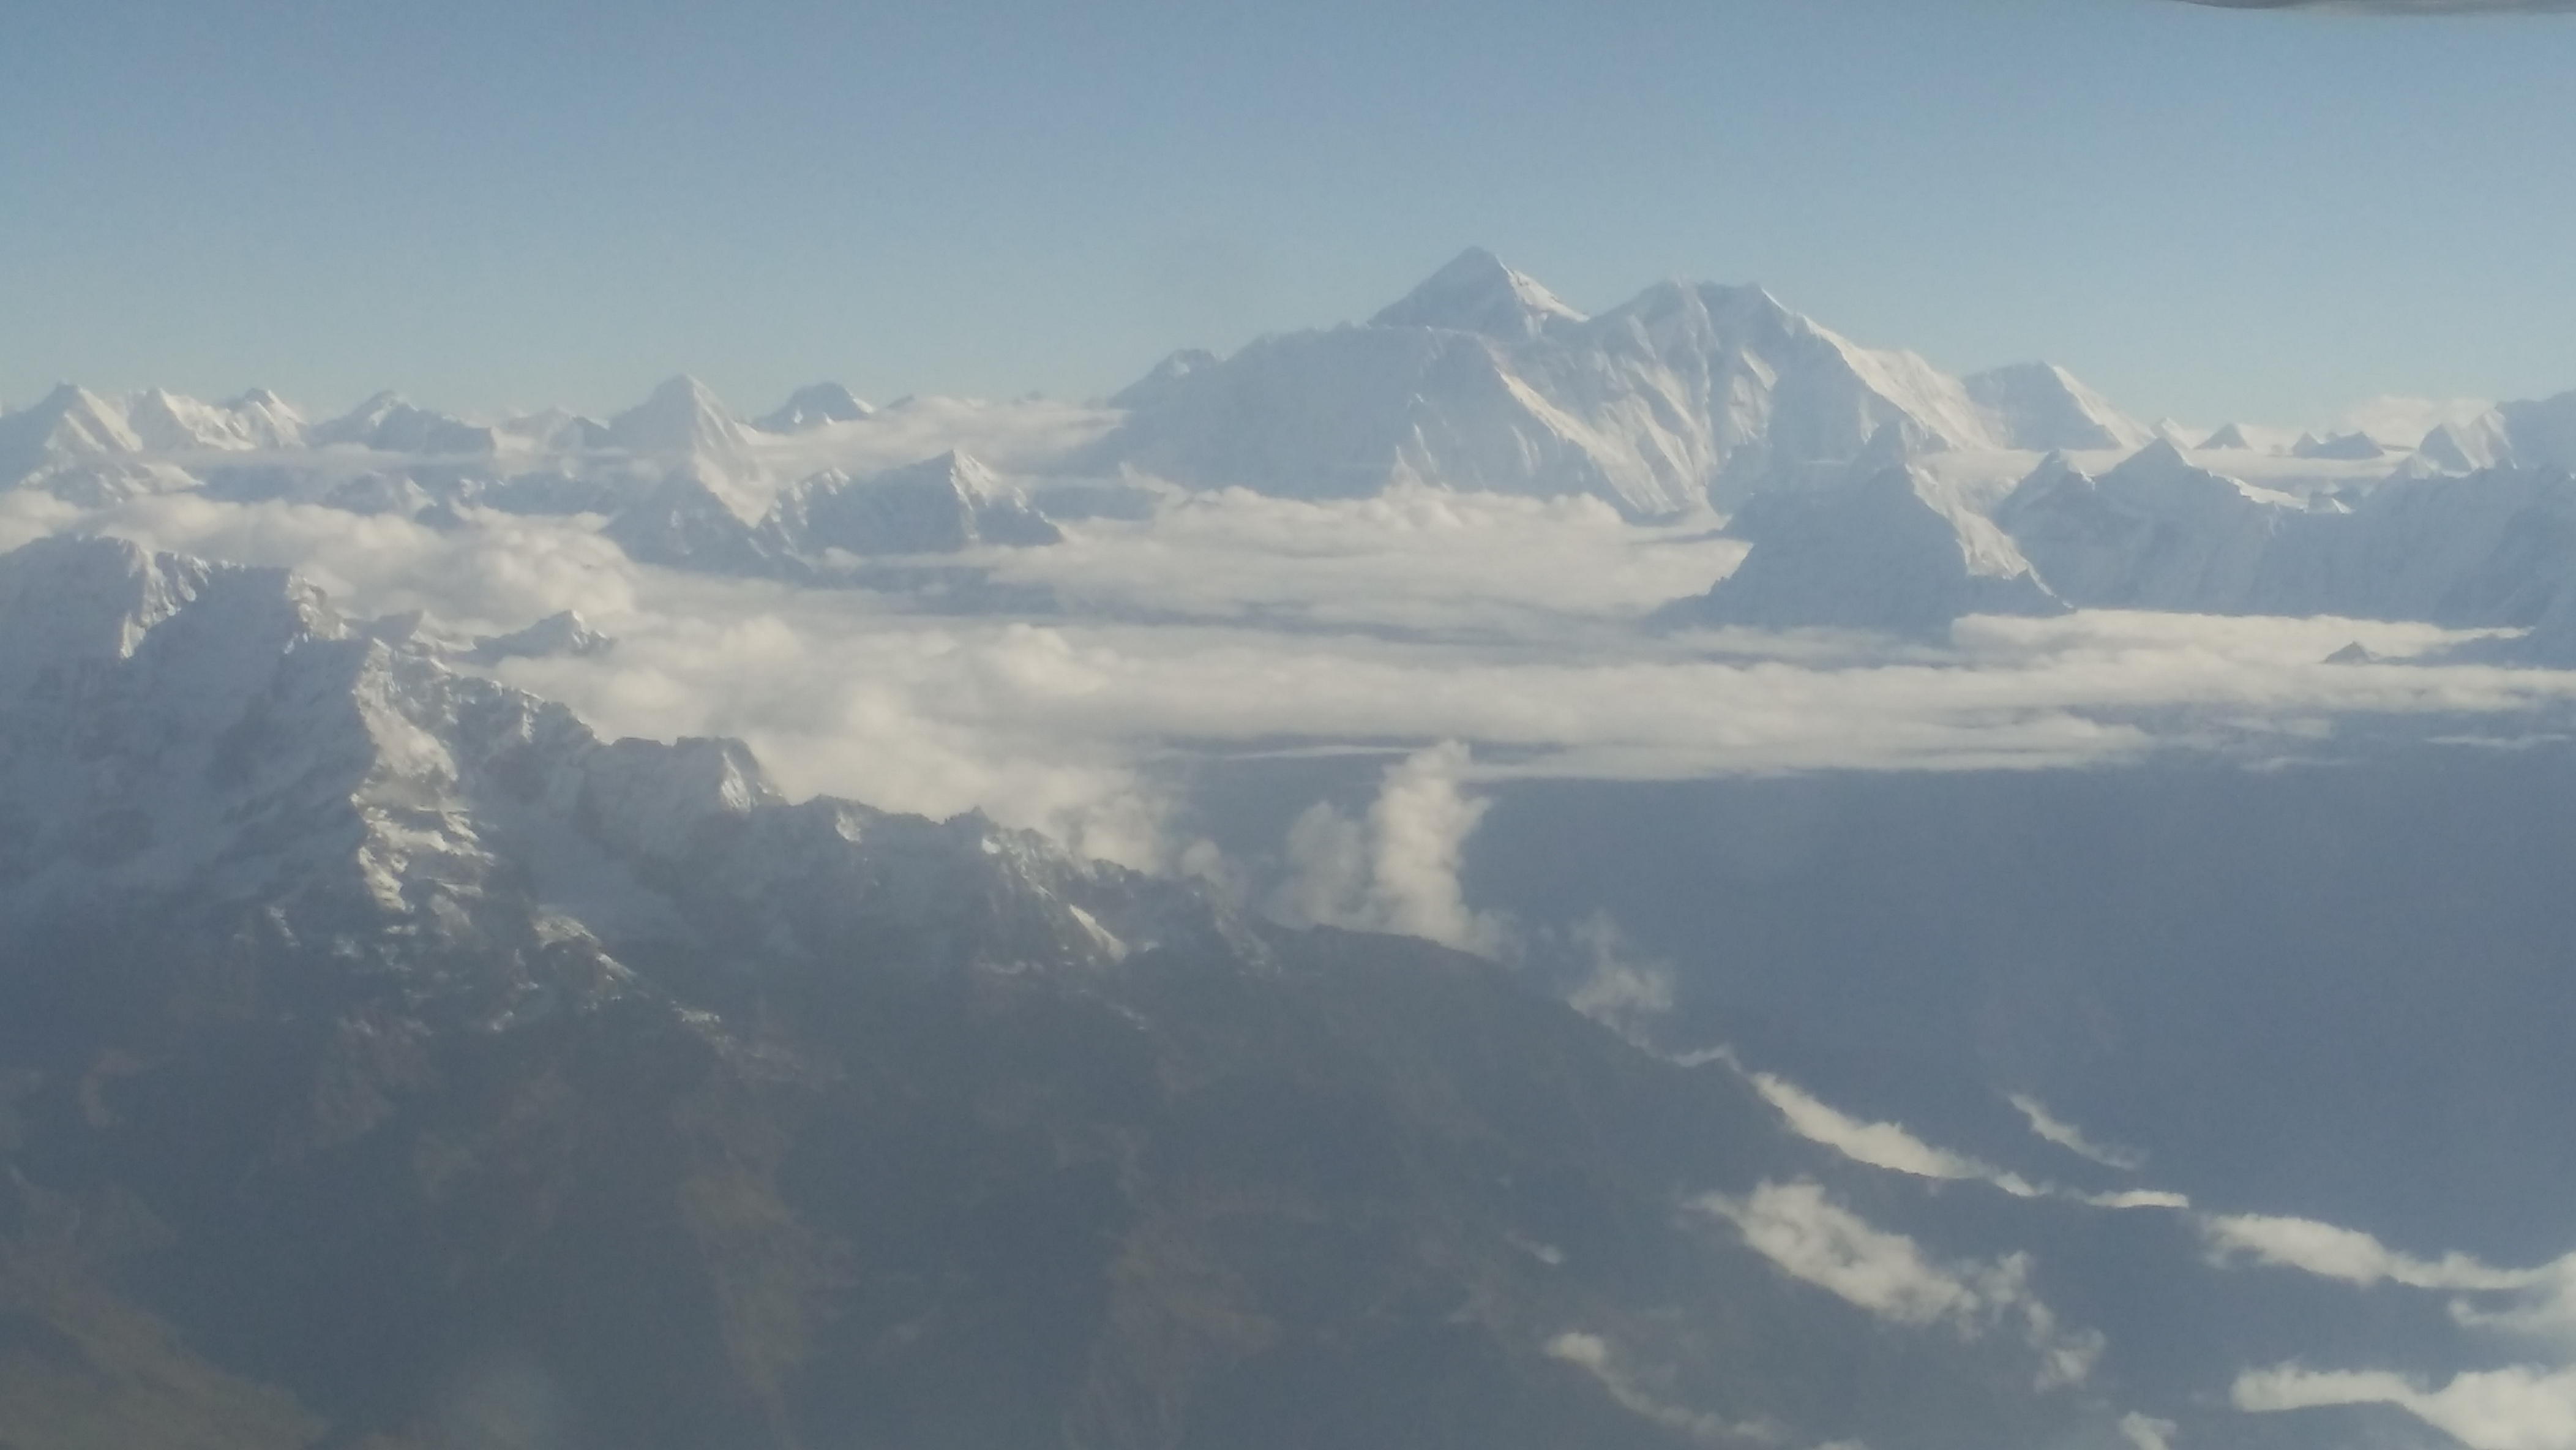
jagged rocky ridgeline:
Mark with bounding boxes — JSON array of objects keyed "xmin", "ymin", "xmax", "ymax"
[{"xmin": 0, "ymin": 533, "xmax": 2181, "ymax": 1449}]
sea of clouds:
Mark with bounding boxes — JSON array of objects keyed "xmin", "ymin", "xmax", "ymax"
[{"xmin": 15, "ymin": 474, "xmax": 2576, "ymax": 1447}]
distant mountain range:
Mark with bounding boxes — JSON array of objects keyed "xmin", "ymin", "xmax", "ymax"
[
  {"xmin": 9, "ymin": 255, "xmax": 2576, "ymax": 1449},
  {"xmin": 10, "ymin": 248, "xmax": 2576, "ymax": 648}
]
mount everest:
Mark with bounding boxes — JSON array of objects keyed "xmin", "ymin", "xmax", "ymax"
[{"xmin": 12, "ymin": 247, "xmax": 2576, "ymax": 650}]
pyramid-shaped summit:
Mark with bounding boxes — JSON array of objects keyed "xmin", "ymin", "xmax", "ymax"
[
  {"xmin": 1672, "ymin": 442, "xmax": 2062, "ymax": 635},
  {"xmin": 0, "ymin": 384, "xmax": 143, "ymax": 481},
  {"xmin": 1961, "ymin": 362, "xmax": 2151, "ymax": 453},
  {"xmin": 607, "ymin": 375, "xmax": 756, "ymax": 463},
  {"xmin": 756, "ymin": 382, "xmax": 873, "ymax": 434},
  {"xmin": 1369, "ymin": 247, "xmax": 1586, "ymax": 340}
]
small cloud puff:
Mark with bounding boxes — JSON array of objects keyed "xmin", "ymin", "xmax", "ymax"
[
  {"xmin": 1265, "ymin": 742, "xmax": 1510, "ymax": 955},
  {"xmin": 1563, "ymin": 913, "xmax": 1680, "ymax": 1045}
]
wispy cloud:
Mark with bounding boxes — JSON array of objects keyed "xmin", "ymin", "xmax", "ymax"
[
  {"xmin": 1742, "ymin": 1068, "xmax": 2045, "ymax": 1198},
  {"xmin": 2202, "ymin": 1212, "xmax": 2553, "ymax": 1293},
  {"xmin": 1683, "ymin": 1051, "xmax": 2190, "ymax": 1210},
  {"xmin": 1543, "ymin": 1332, "xmax": 1784, "ymax": 1446},
  {"xmin": 2118, "ymin": 1411, "xmax": 2179, "ymax": 1450},
  {"xmin": 1562, "ymin": 914, "xmax": 1680, "ymax": 1045},
  {"xmin": 2234, "ymin": 1364, "xmax": 2576, "ymax": 1450},
  {"xmin": 1697, "ymin": 1181, "xmax": 2105, "ymax": 1390},
  {"xmin": 2009, "ymin": 1094, "xmax": 2148, "ymax": 1172},
  {"xmin": 2211, "ymin": 1212, "xmax": 2576, "ymax": 1448}
]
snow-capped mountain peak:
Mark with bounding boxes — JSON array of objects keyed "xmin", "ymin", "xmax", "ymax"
[
  {"xmin": 0, "ymin": 534, "xmax": 230, "ymax": 694},
  {"xmin": 0, "ymin": 534, "xmax": 1183, "ymax": 988},
  {"xmin": 0, "ymin": 383, "xmax": 144, "ymax": 485},
  {"xmin": 311, "ymin": 389, "xmax": 405, "ymax": 439},
  {"xmin": 755, "ymin": 382, "xmax": 874, "ymax": 434},
  {"xmin": 1671, "ymin": 447, "xmax": 2062, "ymax": 633},
  {"xmin": 470, "ymin": 609, "xmax": 612, "ymax": 664},
  {"xmin": 606, "ymin": 375, "xmax": 756, "ymax": 464},
  {"xmin": 763, "ymin": 449, "xmax": 1062, "ymax": 557},
  {"xmin": 1963, "ymin": 362, "xmax": 2153, "ymax": 453},
  {"xmin": 1096, "ymin": 254, "xmax": 2157, "ymax": 520},
  {"xmin": 1109, "ymin": 348, "xmax": 1219, "ymax": 409},
  {"xmin": 311, "ymin": 391, "xmax": 495, "ymax": 455},
  {"xmin": 125, "ymin": 386, "xmax": 309, "ymax": 453},
  {"xmin": 1368, "ymin": 246, "xmax": 1589, "ymax": 340},
  {"xmin": 2417, "ymin": 414, "xmax": 2514, "ymax": 474},
  {"xmin": 1988, "ymin": 440, "xmax": 2307, "ymax": 614}
]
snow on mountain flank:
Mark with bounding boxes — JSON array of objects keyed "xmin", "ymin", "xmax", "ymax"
[
  {"xmin": 1090, "ymin": 249, "xmax": 2151, "ymax": 518},
  {"xmin": 755, "ymin": 381, "xmax": 875, "ymax": 433},
  {"xmin": 606, "ymin": 375, "xmax": 760, "ymax": 470},
  {"xmin": 1368, "ymin": 246, "xmax": 1590, "ymax": 340},
  {"xmin": 0, "ymin": 384, "xmax": 144, "ymax": 486},
  {"xmin": 0, "ymin": 533, "xmax": 1194, "ymax": 982},
  {"xmin": 1666, "ymin": 429, "xmax": 2064, "ymax": 633},
  {"xmin": 1994, "ymin": 441, "xmax": 2303, "ymax": 614},
  {"xmin": 1963, "ymin": 363, "xmax": 2152, "ymax": 454},
  {"xmin": 7, "ymin": 254, "xmax": 2575, "ymax": 642}
]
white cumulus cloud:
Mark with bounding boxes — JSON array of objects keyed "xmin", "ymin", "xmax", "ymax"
[{"xmin": 1264, "ymin": 742, "xmax": 1508, "ymax": 954}]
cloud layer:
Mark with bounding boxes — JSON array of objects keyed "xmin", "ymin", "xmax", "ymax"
[{"xmin": 19, "ymin": 483, "xmax": 2576, "ymax": 913}]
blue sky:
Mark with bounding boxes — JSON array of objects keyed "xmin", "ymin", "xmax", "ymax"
[{"xmin": 4, "ymin": 0, "xmax": 2572, "ymax": 429}]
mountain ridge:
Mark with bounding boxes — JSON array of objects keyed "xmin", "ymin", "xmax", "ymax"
[{"xmin": 0, "ymin": 532, "xmax": 2162, "ymax": 1449}]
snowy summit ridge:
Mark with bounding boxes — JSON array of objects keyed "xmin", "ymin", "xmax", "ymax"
[
  {"xmin": 1368, "ymin": 246, "xmax": 1590, "ymax": 340},
  {"xmin": 1089, "ymin": 247, "xmax": 2155, "ymax": 518}
]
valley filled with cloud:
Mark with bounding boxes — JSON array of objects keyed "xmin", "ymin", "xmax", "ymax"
[{"xmin": 10, "ymin": 241, "xmax": 2576, "ymax": 1449}]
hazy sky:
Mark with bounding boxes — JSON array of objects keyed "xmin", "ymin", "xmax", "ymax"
[{"xmin": 5, "ymin": 0, "xmax": 2572, "ymax": 427}]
